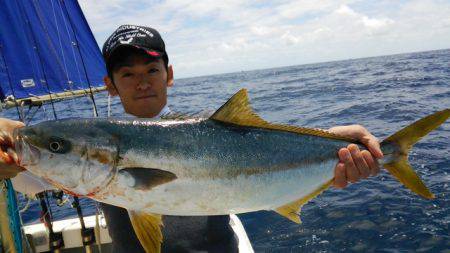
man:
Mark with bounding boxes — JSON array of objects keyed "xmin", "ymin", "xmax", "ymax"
[{"xmin": 0, "ymin": 25, "xmax": 382, "ymax": 252}]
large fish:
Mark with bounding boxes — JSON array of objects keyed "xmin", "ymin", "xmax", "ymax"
[{"xmin": 14, "ymin": 89, "xmax": 450, "ymax": 252}]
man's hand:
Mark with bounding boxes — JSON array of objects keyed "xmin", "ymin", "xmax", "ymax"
[
  {"xmin": 328, "ymin": 125, "xmax": 383, "ymax": 189},
  {"xmin": 0, "ymin": 118, "xmax": 25, "ymax": 179}
]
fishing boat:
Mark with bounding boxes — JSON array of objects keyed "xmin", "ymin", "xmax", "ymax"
[{"xmin": 0, "ymin": 1, "xmax": 254, "ymax": 252}]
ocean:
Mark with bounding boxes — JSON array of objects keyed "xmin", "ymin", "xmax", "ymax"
[{"xmin": 2, "ymin": 49, "xmax": 449, "ymax": 252}]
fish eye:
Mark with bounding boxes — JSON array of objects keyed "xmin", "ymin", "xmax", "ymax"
[
  {"xmin": 48, "ymin": 137, "xmax": 71, "ymax": 154},
  {"xmin": 49, "ymin": 142, "xmax": 61, "ymax": 152}
]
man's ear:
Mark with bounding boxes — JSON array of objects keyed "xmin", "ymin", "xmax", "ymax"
[
  {"xmin": 167, "ymin": 65, "xmax": 174, "ymax": 87},
  {"xmin": 104, "ymin": 76, "xmax": 118, "ymax": 96}
]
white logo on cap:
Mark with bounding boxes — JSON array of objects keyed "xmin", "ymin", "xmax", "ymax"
[{"xmin": 119, "ymin": 37, "xmax": 133, "ymax": 44}]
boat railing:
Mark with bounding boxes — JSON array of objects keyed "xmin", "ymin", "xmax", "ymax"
[{"xmin": 1, "ymin": 86, "xmax": 106, "ymax": 109}]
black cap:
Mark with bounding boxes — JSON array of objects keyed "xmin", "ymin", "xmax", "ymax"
[{"xmin": 102, "ymin": 25, "xmax": 167, "ymax": 62}]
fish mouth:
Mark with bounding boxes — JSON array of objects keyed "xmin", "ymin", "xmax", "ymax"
[{"xmin": 13, "ymin": 129, "xmax": 41, "ymax": 167}]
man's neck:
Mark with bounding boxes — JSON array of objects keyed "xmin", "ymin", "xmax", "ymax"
[
  {"xmin": 154, "ymin": 104, "xmax": 171, "ymax": 118},
  {"xmin": 126, "ymin": 104, "xmax": 171, "ymax": 119}
]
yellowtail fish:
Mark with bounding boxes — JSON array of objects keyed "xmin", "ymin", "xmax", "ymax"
[{"xmin": 14, "ymin": 89, "xmax": 450, "ymax": 252}]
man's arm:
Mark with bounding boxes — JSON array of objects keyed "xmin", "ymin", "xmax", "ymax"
[
  {"xmin": 0, "ymin": 118, "xmax": 56, "ymax": 195},
  {"xmin": 328, "ymin": 125, "xmax": 383, "ymax": 189},
  {"xmin": 0, "ymin": 118, "xmax": 25, "ymax": 179}
]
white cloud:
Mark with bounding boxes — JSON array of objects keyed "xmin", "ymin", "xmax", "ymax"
[
  {"xmin": 361, "ymin": 16, "xmax": 393, "ymax": 30},
  {"xmin": 335, "ymin": 4, "xmax": 355, "ymax": 16},
  {"xmin": 281, "ymin": 31, "xmax": 301, "ymax": 45},
  {"xmin": 79, "ymin": 0, "xmax": 450, "ymax": 78},
  {"xmin": 276, "ymin": 0, "xmax": 356, "ymax": 20},
  {"xmin": 250, "ymin": 26, "xmax": 272, "ymax": 36},
  {"xmin": 329, "ymin": 4, "xmax": 395, "ymax": 36}
]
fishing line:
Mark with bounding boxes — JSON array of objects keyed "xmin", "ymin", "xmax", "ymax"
[
  {"xmin": 31, "ymin": 0, "xmax": 68, "ymax": 81},
  {"xmin": 44, "ymin": 191, "xmax": 54, "ymax": 227},
  {"xmin": 57, "ymin": 0, "xmax": 84, "ymax": 92},
  {"xmin": 33, "ymin": 0, "xmax": 76, "ymax": 118},
  {"xmin": 19, "ymin": 197, "xmax": 32, "ymax": 214},
  {"xmin": 51, "ymin": 0, "xmax": 70, "ymax": 85},
  {"xmin": 107, "ymin": 94, "xmax": 112, "ymax": 117},
  {"xmin": 42, "ymin": 104, "xmax": 52, "ymax": 121},
  {"xmin": 20, "ymin": 1, "xmax": 58, "ymax": 120},
  {"xmin": 32, "ymin": 0, "xmax": 80, "ymax": 119},
  {"xmin": 60, "ymin": 0, "xmax": 99, "ymax": 117},
  {"xmin": 0, "ymin": 45, "xmax": 22, "ymax": 121},
  {"xmin": 23, "ymin": 104, "xmax": 42, "ymax": 125},
  {"xmin": 55, "ymin": 0, "xmax": 89, "ymax": 117},
  {"xmin": 17, "ymin": 102, "xmax": 26, "ymax": 123},
  {"xmin": 50, "ymin": 0, "xmax": 77, "ymax": 117}
]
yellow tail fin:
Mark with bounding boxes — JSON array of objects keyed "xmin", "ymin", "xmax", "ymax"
[{"xmin": 381, "ymin": 109, "xmax": 450, "ymax": 199}]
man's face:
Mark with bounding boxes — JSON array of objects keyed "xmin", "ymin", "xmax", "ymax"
[{"xmin": 104, "ymin": 55, "xmax": 173, "ymax": 118}]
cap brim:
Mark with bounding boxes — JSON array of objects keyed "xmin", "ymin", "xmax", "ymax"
[
  {"xmin": 142, "ymin": 48, "xmax": 164, "ymax": 57},
  {"xmin": 106, "ymin": 44, "xmax": 164, "ymax": 61}
]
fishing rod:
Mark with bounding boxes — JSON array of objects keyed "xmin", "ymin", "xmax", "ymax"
[
  {"xmin": 36, "ymin": 191, "xmax": 63, "ymax": 253},
  {"xmin": 72, "ymin": 196, "xmax": 96, "ymax": 253}
]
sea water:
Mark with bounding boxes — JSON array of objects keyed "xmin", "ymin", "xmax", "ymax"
[{"xmin": 3, "ymin": 49, "xmax": 449, "ymax": 252}]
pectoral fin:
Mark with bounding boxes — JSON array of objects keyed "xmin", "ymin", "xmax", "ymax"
[
  {"xmin": 275, "ymin": 179, "xmax": 333, "ymax": 223},
  {"xmin": 128, "ymin": 211, "xmax": 163, "ymax": 253},
  {"xmin": 118, "ymin": 167, "xmax": 177, "ymax": 190}
]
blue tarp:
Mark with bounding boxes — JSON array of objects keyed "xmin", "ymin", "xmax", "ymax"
[{"xmin": 0, "ymin": 0, "xmax": 106, "ymax": 101}]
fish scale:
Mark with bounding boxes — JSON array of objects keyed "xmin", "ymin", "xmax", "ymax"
[{"xmin": 105, "ymin": 119, "xmax": 347, "ymax": 178}]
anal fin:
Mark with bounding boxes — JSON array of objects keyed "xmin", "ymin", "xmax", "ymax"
[
  {"xmin": 128, "ymin": 211, "xmax": 163, "ymax": 253},
  {"xmin": 275, "ymin": 179, "xmax": 333, "ymax": 223}
]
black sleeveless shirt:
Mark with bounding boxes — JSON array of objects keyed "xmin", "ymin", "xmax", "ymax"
[{"xmin": 101, "ymin": 203, "xmax": 239, "ymax": 253}]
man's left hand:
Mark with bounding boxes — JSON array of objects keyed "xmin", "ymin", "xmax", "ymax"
[{"xmin": 328, "ymin": 125, "xmax": 384, "ymax": 189}]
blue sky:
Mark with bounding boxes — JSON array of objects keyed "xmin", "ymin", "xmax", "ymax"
[{"xmin": 79, "ymin": 0, "xmax": 450, "ymax": 78}]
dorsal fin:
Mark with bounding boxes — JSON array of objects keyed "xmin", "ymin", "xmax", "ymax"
[
  {"xmin": 210, "ymin": 89, "xmax": 267, "ymax": 126},
  {"xmin": 210, "ymin": 89, "xmax": 355, "ymax": 142}
]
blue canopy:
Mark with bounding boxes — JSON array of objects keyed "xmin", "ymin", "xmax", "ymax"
[{"xmin": 0, "ymin": 0, "xmax": 106, "ymax": 101}]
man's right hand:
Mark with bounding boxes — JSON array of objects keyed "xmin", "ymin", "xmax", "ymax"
[{"xmin": 0, "ymin": 118, "xmax": 25, "ymax": 179}]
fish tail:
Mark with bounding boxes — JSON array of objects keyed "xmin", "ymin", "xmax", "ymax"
[{"xmin": 380, "ymin": 109, "xmax": 450, "ymax": 199}]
